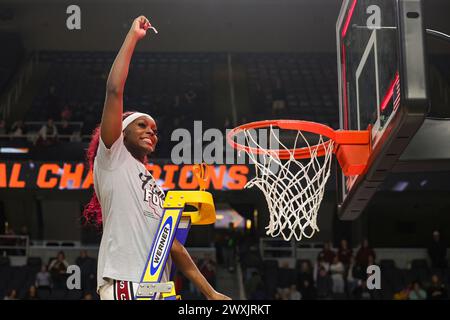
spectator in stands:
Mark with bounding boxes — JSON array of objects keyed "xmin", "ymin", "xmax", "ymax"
[
  {"xmin": 49, "ymin": 251, "xmax": 69, "ymax": 271},
  {"xmin": 60, "ymin": 105, "xmax": 73, "ymax": 121},
  {"xmin": 289, "ymin": 284, "xmax": 302, "ymax": 300},
  {"xmin": 48, "ymin": 251, "xmax": 69, "ymax": 289},
  {"xmin": 346, "ymin": 256, "xmax": 364, "ymax": 296},
  {"xmin": 408, "ymin": 281, "xmax": 427, "ymax": 300},
  {"xmin": 427, "ymin": 274, "xmax": 448, "ymax": 300},
  {"xmin": 58, "ymin": 120, "xmax": 73, "ymax": 138},
  {"xmin": 318, "ymin": 241, "xmax": 336, "ymax": 264},
  {"xmin": 353, "ymin": 280, "xmax": 372, "ymax": 300},
  {"xmin": 245, "ymin": 270, "xmax": 264, "ymax": 300},
  {"xmin": 4, "ymin": 289, "xmax": 18, "ymax": 300},
  {"xmin": 223, "ymin": 223, "xmax": 237, "ymax": 272},
  {"xmin": 427, "ymin": 230, "xmax": 448, "ymax": 269},
  {"xmin": 18, "ymin": 225, "xmax": 30, "ymax": 245},
  {"xmin": 75, "ymin": 249, "xmax": 94, "ymax": 266},
  {"xmin": 24, "ymin": 285, "xmax": 38, "ymax": 300},
  {"xmin": 394, "ymin": 284, "xmax": 411, "ymax": 300},
  {"xmin": 36, "ymin": 118, "xmax": 58, "ymax": 146},
  {"xmin": 19, "ymin": 225, "xmax": 29, "ymax": 237},
  {"xmin": 274, "ymin": 288, "xmax": 283, "ymax": 300},
  {"xmin": 338, "ymin": 239, "xmax": 353, "ymax": 268},
  {"xmin": 9, "ymin": 120, "xmax": 27, "ymax": 139},
  {"xmin": 300, "ymin": 279, "xmax": 317, "ymax": 300},
  {"xmin": 367, "ymin": 254, "xmax": 376, "ymax": 266},
  {"xmin": 355, "ymin": 239, "xmax": 376, "ymax": 270},
  {"xmin": 75, "ymin": 250, "xmax": 96, "ymax": 292},
  {"xmin": 316, "ymin": 267, "xmax": 333, "ymax": 299},
  {"xmin": 2, "ymin": 224, "xmax": 17, "ymax": 255},
  {"xmin": 329, "ymin": 255, "xmax": 345, "ymax": 295},
  {"xmin": 82, "ymin": 292, "xmax": 94, "ymax": 300},
  {"xmin": 35, "ymin": 264, "xmax": 52, "ymax": 291},
  {"xmin": 357, "ymin": 254, "xmax": 376, "ymax": 283},
  {"xmin": 314, "ymin": 256, "xmax": 330, "ymax": 282},
  {"xmin": 281, "ymin": 287, "xmax": 291, "ymax": 300},
  {"xmin": 237, "ymin": 233, "xmax": 255, "ymax": 270},
  {"xmin": 250, "ymin": 283, "xmax": 266, "ymax": 300},
  {"xmin": 3, "ymin": 221, "xmax": 14, "ymax": 235},
  {"xmin": 278, "ymin": 260, "xmax": 295, "ymax": 288},
  {"xmin": 214, "ymin": 233, "xmax": 224, "ymax": 265},
  {"xmin": 297, "ymin": 261, "xmax": 314, "ymax": 290},
  {"xmin": 15, "ymin": 225, "xmax": 30, "ymax": 254}
]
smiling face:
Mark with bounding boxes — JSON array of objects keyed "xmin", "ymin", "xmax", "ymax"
[{"xmin": 123, "ymin": 116, "xmax": 158, "ymax": 157}]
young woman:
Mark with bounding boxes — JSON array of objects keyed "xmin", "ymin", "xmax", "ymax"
[{"xmin": 84, "ymin": 16, "xmax": 230, "ymax": 300}]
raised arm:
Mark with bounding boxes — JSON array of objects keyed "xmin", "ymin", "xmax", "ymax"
[
  {"xmin": 171, "ymin": 239, "xmax": 231, "ymax": 300},
  {"xmin": 100, "ymin": 16, "xmax": 153, "ymax": 148}
]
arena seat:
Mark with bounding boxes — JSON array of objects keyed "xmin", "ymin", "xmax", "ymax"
[
  {"xmin": 277, "ymin": 268, "xmax": 297, "ymax": 288},
  {"xmin": 380, "ymin": 259, "xmax": 397, "ymax": 271},
  {"xmin": 411, "ymin": 259, "xmax": 429, "ymax": 270},
  {"xmin": 49, "ymin": 288, "xmax": 66, "ymax": 300},
  {"xmin": 27, "ymin": 256, "xmax": 42, "ymax": 267},
  {"xmin": 8, "ymin": 266, "xmax": 28, "ymax": 297},
  {"xmin": 65, "ymin": 289, "xmax": 83, "ymax": 300},
  {"xmin": 36, "ymin": 288, "xmax": 51, "ymax": 300},
  {"xmin": 0, "ymin": 256, "xmax": 10, "ymax": 266},
  {"xmin": 0, "ymin": 265, "xmax": 13, "ymax": 298}
]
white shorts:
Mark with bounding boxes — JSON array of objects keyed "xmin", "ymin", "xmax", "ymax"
[
  {"xmin": 99, "ymin": 279, "xmax": 166, "ymax": 300},
  {"xmin": 99, "ymin": 279, "xmax": 140, "ymax": 300}
]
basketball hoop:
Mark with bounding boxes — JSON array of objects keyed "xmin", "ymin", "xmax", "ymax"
[{"xmin": 227, "ymin": 119, "xmax": 370, "ymax": 241}]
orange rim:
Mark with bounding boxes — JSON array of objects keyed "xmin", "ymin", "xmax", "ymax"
[{"xmin": 226, "ymin": 119, "xmax": 370, "ymax": 160}]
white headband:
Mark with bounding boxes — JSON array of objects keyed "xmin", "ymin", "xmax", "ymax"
[{"xmin": 122, "ymin": 112, "xmax": 155, "ymax": 131}]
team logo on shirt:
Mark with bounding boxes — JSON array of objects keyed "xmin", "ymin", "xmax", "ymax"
[{"xmin": 139, "ymin": 172, "xmax": 165, "ymax": 217}]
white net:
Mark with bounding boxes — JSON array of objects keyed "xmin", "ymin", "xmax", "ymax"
[{"xmin": 241, "ymin": 125, "xmax": 334, "ymax": 241}]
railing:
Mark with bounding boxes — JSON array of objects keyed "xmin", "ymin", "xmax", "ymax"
[
  {"xmin": 0, "ymin": 235, "xmax": 29, "ymax": 257},
  {"xmin": 258, "ymin": 237, "xmax": 450, "ymax": 269},
  {"xmin": 259, "ymin": 237, "xmax": 297, "ymax": 260},
  {"xmin": 21, "ymin": 121, "xmax": 83, "ymax": 135},
  {"xmin": 0, "ymin": 121, "xmax": 85, "ymax": 143},
  {"xmin": 259, "ymin": 238, "xmax": 326, "ymax": 259},
  {"xmin": 26, "ymin": 243, "xmax": 214, "ymax": 269},
  {"xmin": 0, "ymin": 133, "xmax": 82, "ymax": 143}
]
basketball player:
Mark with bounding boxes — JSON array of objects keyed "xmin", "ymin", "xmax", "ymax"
[{"xmin": 83, "ymin": 16, "xmax": 230, "ymax": 300}]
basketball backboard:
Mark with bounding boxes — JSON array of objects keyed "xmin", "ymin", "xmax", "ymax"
[{"xmin": 336, "ymin": 0, "xmax": 429, "ymax": 219}]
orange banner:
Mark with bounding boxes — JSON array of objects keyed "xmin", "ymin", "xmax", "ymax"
[{"xmin": 0, "ymin": 161, "xmax": 249, "ymax": 191}]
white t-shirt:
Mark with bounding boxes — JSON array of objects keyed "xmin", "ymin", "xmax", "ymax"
[{"xmin": 94, "ymin": 133, "xmax": 171, "ymax": 291}]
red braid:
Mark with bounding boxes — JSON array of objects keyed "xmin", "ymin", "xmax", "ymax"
[
  {"xmin": 82, "ymin": 112, "xmax": 137, "ymax": 228},
  {"xmin": 82, "ymin": 126, "xmax": 102, "ymax": 227}
]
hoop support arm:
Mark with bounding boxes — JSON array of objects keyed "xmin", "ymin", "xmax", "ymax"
[{"xmin": 334, "ymin": 129, "xmax": 371, "ymax": 176}]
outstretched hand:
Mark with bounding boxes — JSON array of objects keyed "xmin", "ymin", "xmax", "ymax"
[{"xmin": 130, "ymin": 16, "xmax": 157, "ymax": 40}]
